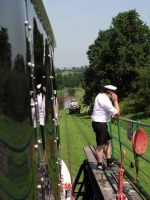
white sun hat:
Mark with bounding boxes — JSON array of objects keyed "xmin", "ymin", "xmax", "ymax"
[
  {"xmin": 37, "ymin": 84, "xmax": 41, "ymax": 89},
  {"xmin": 104, "ymin": 85, "xmax": 117, "ymax": 91}
]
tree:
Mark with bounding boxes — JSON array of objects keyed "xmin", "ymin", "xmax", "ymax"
[
  {"xmin": 56, "ymin": 73, "xmax": 64, "ymax": 89},
  {"xmin": 55, "ymin": 68, "xmax": 61, "ymax": 73},
  {"xmin": 56, "ymin": 72, "xmax": 85, "ymax": 89},
  {"xmin": 109, "ymin": 10, "xmax": 150, "ymax": 97},
  {"xmin": 83, "ymin": 9, "xmax": 150, "ymax": 110}
]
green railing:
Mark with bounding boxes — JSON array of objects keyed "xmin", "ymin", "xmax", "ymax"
[{"xmin": 109, "ymin": 117, "xmax": 150, "ymax": 199}]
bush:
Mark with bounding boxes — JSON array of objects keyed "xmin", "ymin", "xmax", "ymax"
[{"xmin": 120, "ymin": 98, "xmax": 139, "ymax": 115}]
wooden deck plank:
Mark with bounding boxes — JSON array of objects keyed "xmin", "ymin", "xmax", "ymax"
[
  {"xmin": 83, "ymin": 146, "xmax": 97, "ymax": 162},
  {"xmin": 93, "ymin": 164, "xmax": 117, "ymax": 199},
  {"xmin": 84, "ymin": 146, "xmax": 116, "ymax": 199},
  {"xmin": 83, "ymin": 145, "xmax": 143, "ymax": 200}
]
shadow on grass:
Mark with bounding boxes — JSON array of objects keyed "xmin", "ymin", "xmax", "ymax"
[
  {"xmin": 129, "ymin": 113, "xmax": 147, "ymax": 121},
  {"xmin": 75, "ymin": 113, "xmax": 91, "ymax": 119}
]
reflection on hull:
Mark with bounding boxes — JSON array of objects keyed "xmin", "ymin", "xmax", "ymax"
[{"xmin": 0, "ymin": 0, "xmax": 60, "ymax": 199}]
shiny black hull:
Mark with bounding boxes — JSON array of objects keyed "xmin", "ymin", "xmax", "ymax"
[{"xmin": 0, "ymin": 0, "xmax": 60, "ymax": 199}]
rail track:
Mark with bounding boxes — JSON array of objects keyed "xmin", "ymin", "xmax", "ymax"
[
  {"xmin": 64, "ymin": 109, "xmax": 74, "ymax": 183},
  {"xmin": 60, "ymin": 109, "xmax": 94, "ymax": 181}
]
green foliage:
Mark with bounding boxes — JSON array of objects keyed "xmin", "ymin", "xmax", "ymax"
[
  {"xmin": 56, "ymin": 73, "xmax": 64, "ymax": 89},
  {"xmin": 119, "ymin": 98, "xmax": 139, "ymax": 115},
  {"xmin": 55, "ymin": 66, "xmax": 87, "ymax": 73},
  {"xmin": 56, "ymin": 72, "xmax": 85, "ymax": 89},
  {"xmin": 83, "ymin": 9, "xmax": 150, "ymax": 115}
]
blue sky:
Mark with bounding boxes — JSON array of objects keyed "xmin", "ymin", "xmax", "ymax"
[{"xmin": 43, "ymin": 0, "xmax": 150, "ymax": 69}]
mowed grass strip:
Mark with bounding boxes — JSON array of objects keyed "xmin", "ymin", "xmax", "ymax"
[{"xmin": 59, "ymin": 109, "xmax": 95, "ymax": 180}]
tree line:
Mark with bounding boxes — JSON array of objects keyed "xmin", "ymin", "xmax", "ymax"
[
  {"xmin": 82, "ymin": 9, "xmax": 150, "ymax": 116},
  {"xmin": 55, "ymin": 66, "xmax": 87, "ymax": 73},
  {"xmin": 56, "ymin": 72, "xmax": 85, "ymax": 89}
]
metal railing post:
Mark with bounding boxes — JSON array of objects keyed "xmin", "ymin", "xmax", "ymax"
[
  {"xmin": 132, "ymin": 123, "xmax": 142, "ymax": 186},
  {"xmin": 117, "ymin": 119, "xmax": 123, "ymax": 159},
  {"xmin": 109, "ymin": 119, "xmax": 115, "ymax": 157}
]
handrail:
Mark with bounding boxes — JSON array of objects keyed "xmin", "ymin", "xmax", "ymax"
[
  {"xmin": 119, "ymin": 116, "xmax": 150, "ymax": 127},
  {"xmin": 109, "ymin": 116, "xmax": 150, "ymax": 199},
  {"xmin": 112, "ymin": 135, "xmax": 150, "ymax": 163}
]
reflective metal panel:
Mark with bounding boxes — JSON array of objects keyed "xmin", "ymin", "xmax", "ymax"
[
  {"xmin": 0, "ymin": 0, "xmax": 60, "ymax": 199},
  {"xmin": 0, "ymin": 0, "xmax": 36, "ymax": 199}
]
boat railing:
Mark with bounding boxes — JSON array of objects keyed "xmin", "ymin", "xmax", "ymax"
[{"xmin": 109, "ymin": 116, "xmax": 150, "ymax": 197}]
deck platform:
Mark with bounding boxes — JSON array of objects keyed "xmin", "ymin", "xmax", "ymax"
[{"xmin": 83, "ymin": 145, "xmax": 143, "ymax": 200}]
